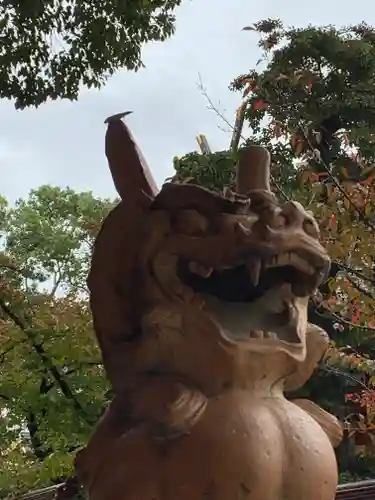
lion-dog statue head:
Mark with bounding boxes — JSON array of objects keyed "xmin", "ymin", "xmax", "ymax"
[{"xmin": 76, "ymin": 113, "xmax": 341, "ymax": 500}]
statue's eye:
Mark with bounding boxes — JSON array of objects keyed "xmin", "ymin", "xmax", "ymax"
[{"xmin": 173, "ymin": 209, "xmax": 209, "ymax": 236}]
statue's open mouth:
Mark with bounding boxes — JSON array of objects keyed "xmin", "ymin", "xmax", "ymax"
[{"xmin": 176, "ymin": 251, "xmax": 325, "ymax": 345}]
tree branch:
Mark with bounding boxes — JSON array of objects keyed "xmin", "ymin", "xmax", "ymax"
[
  {"xmin": 346, "ymin": 275, "xmax": 374, "ymax": 300},
  {"xmin": 0, "ymin": 298, "xmax": 95, "ymax": 426},
  {"xmin": 298, "ymin": 120, "xmax": 375, "ymax": 232},
  {"xmin": 319, "ymin": 363, "xmax": 370, "ymax": 391},
  {"xmin": 197, "ymin": 73, "xmax": 235, "ymax": 134},
  {"xmin": 197, "ymin": 74, "xmax": 289, "ymax": 201},
  {"xmin": 336, "ymin": 261, "xmax": 375, "ymax": 286},
  {"xmin": 50, "ymin": 269, "xmax": 63, "ymax": 298},
  {"xmin": 0, "ymin": 338, "xmax": 29, "ymax": 362},
  {"xmin": 315, "ymin": 303, "xmax": 375, "ymax": 332}
]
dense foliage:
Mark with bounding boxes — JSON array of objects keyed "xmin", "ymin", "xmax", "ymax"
[
  {"xmin": 0, "ymin": 186, "xmax": 116, "ymax": 497},
  {"xmin": 4, "ymin": 17, "xmax": 375, "ymax": 495},
  {"xmin": 0, "ymin": 0, "xmax": 182, "ymax": 109},
  {"xmin": 174, "ymin": 19, "xmax": 375, "ymax": 481}
]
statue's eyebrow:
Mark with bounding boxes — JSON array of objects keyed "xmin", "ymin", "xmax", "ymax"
[{"xmin": 151, "ymin": 184, "xmax": 250, "ymax": 216}]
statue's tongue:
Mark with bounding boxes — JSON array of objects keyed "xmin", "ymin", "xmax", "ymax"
[
  {"xmin": 255, "ymin": 285, "xmax": 309, "ymax": 345},
  {"xmin": 201, "ymin": 283, "xmax": 308, "ymax": 347}
]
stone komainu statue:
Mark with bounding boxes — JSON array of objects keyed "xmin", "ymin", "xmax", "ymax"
[{"xmin": 75, "ymin": 113, "xmax": 343, "ymax": 500}]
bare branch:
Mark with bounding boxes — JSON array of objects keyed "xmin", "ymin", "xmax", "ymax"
[
  {"xmin": 197, "ymin": 74, "xmax": 289, "ymax": 201},
  {"xmin": 298, "ymin": 122, "xmax": 375, "ymax": 232},
  {"xmin": 319, "ymin": 363, "xmax": 370, "ymax": 391},
  {"xmin": 197, "ymin": 73, "xmax": 235, "ymax": 134},
  {"xmin": 315, "ymin": 301, "xmax": 375, "ymax": 332}
]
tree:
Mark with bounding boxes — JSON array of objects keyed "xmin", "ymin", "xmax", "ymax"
[
  {"xmin": 0, "ymin": 0, "xmax": 182, "ymax": 109},
  {"xmin": 173, "ymin": 19, "xmax": 375, "ymax": 482},
  {"xmin": 0, "ymin": 186, "xmax": 116, "ymax": 497}
]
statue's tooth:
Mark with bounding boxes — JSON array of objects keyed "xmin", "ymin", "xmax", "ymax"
[
  {"xmin": 250, "ymin": 330, "xmax": 264, "ymax": 339},
  {"xmin": 246, "ymin": 260, "xmax": 261, "ymax": 286},
  {"xmin": 306, "ymin": 262, "xmax": 315, "ymax": 275},
  {"xmin": 282, "ymin": 253, "xmax": 291, "ymax": 265},
  {"xmin": 289, "ymin": 253, "xmax": 315, "ymax": 275},
  {"xmin": 290, "ymin": 253, "xmax": 300, "ymax": 266},
  {"xmin": 290, "ymin": 253, "xmax": 299, "ymax": 268},
  {"xmin": 265, "ymin": 255, "xmax": 277, "ymax": 268},
  {"xmin": 264, "ymin": 331, "xmax": 278, "ymax": 339},
  {"xmin": 188, "ymin": 262, "xmax": 213, "ymax": 278},
  {"xmin": 265, "ymin": 251, "xmax": 316, "ymax": 275}
]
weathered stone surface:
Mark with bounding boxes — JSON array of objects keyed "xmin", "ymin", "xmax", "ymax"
[{"xmin": 75, "ymin": 115, "xmax": 342, "ymax": 500}]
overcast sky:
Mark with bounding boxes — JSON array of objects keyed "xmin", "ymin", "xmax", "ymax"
[{"xmin": 1, "ymin": 0, "xmax": 375, "ymax": 203}]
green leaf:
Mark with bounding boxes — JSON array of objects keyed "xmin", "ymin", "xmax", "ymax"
[{"xmin": 0, "ymin": 0, "xmax": 183, "ymax": 108}]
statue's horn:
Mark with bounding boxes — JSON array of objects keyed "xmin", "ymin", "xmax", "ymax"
[
  {"xmin": 104, "ymin": 111, "xmax": 158, "ymax": 204},
  {"xmin": 236, "ymin": 145, "xmax": 271, "ymax": 195}
]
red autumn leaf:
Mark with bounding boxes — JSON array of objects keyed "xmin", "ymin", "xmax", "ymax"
[
  {"xmin": 330, "ymin": 213, "xmax": 337, "ymax": 231},
  {"xmin": 351, "ymin": 308, "xmax": 360, "ymax": 324},
  {"xmin": 310, "ymin": 172, "xmax": 329, "ymax": 182},
  {"xmin": 361, "ymin": 176, "xmax": 373, "ymax": 186},
  {"xmin": 252, "ymin": 99, "xmax": 268, "ymax": 111}
]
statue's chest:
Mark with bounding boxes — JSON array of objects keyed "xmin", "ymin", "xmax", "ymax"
[
  {"xmin": 95, "ymin": 391, "xmax": 338, "ymax": 500},
  {"xmin": 156, "ymin": 392, "xmax": 338, "ymax": 500}
]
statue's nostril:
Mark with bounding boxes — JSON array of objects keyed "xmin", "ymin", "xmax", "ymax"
[
  {"xmin": 279, "ymin": 202, "xmax": 299, "ymax": 225},
  {"xmin": 272, "ymin": 214, "xmax": 288, "ymax": 228},
  {"xmin": 303, "ymin": 218, "xmax": 319, "ymax": 238}
]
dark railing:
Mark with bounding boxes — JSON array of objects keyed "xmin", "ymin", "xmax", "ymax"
[
  {"xmin": 17, "ymin": 485, "xmax": 61, "ymax": 500},
  {"xmin": 14, "ymin": 479, "xmax": 375, "ymax": 500},
  {"xmin": 336, "ymin": 480, "xmax": 375, "ymax": 499}
]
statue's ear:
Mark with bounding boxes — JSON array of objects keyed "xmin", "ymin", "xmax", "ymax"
[
  {"xmin": 104, "ymin": 112, "xmax": 158, "ymax": 203},
  {"xmin": 88, "ymin": 114, "xmax": 159, "ymax": 389}
]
